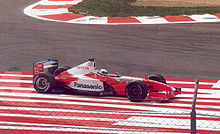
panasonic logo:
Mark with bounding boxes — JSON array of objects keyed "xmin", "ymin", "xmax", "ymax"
[{"xmin": 74, "ymin": 82, "xmax": 102, "ymax": 90}]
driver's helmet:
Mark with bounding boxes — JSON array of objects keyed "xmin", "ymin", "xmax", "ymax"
[{"xmin": 99, "ymin": 69, "xmax": 108, "ymax": 76}]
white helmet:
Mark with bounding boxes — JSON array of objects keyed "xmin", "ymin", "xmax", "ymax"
[{"xmin": 99, "ymin": 69, "xmax": 108, "ymax": 76}]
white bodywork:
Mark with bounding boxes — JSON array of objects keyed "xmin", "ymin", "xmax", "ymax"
[
  {"xmin": 68, "ymin": 61, "xmax": 96, "ymax": 75},
  {"xmin": 61, "ymin": 60, "xmax": 104, "ymax": 92},
  {"xmin": 68, "ymin": 75, "xmax": 104, "ymax": 92}
]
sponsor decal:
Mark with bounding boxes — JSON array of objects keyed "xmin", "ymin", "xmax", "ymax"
[
  {"xmin": 37, "ymin": 64, "xmax": 43, "ymax": 68},
  {"xmin": 74, "ymin": 82, "xmax": 102, "ymax": 90},
  {"xmin": 87, "ymin": 62, "xmax": 93, "ymax": 66},
  {"xmin": 77, "ymin": 66, "xmax": 89, "ymax": 70},
  {"xmin": 33, "ymin": 63, "xmax": 44, "ymax": 75}
]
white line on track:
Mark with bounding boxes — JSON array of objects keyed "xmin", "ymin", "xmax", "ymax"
[
  {"xmin": 1, "ymin": 94, "xmax": 220, "ymax": 115},
  {"xmin": 38, "ymin": 0, "xmax": 82, "ymax": 5},
  {"xmin": 175, "ymin": 98, "xmax": 220, "ymax": 103},
  {"xmin": 0, "ymin": 92, "xmax": 131, "ymax": 103},
  {"xmin": 31, "ymin": 9, "xmax": 69, "ymax": 16},
  {"xmin": 0, "ymin": 106, "xmax": 190, "ymax": 117},
  {"xmin": 167, "ymin": 81, "xmax": 215, "ymax": 85},
  {"xmin": 181, "ymin": 88, "xmax": 220, "ymax": 94},
  {"xmin": 1, "ymin": 72, "xmax": 220, "ymax": 133},
  {"xmin": 180, "ymin": 93, "xmax": 220, "ymax": 99},
  {"xmin": 0, "ymin": 125, "xmax": 120, "ymax": 134},
  {"xmin": 0, "ymin": 91, "xmax": 189, "ymax": 107},
  {"xmin": 0, "ymin": 86, "xmax": 34, "ymax": 91},
  {"xmin": 189, "ymin": 14, "xmax": 220, "ymax": 23},
  {"xmin": 135, "ymin": 16, "xmax": 168, "ymax": 24},
  {"xmin": 169, "ymin": 100, "xmax": 220, "ymax": 110},
  {"xmin": 0, "ymin": 86, "xmax": 218, "ymax": 103},
  {"xmin": 152, "ymin": 100, "xmax": 220, "ymax": 110},
  {"xmin": 1, "ymin": 106, "xmax": 216, "ymax": 118},
  {"xmin": 0, "ymin": 87, "xmax": 218, "ymax": 103},
  {"xmin": 68, "ymin": 16, "xmax": 108, "ymax": 24},
  {"xmin": 0, "ymin": 125, "xmax": 178, "ymax": 134},
  {"xmin": 0, "ymin": 115, "xmax": 218, "ymax": 132},
  {"xmin": 0, "ymin": 97, "xmax": 190, "ymax": 113},
  {"xmin": 0, "ymin": 74, "xmax": 32, "ymax": 77},
  {"xmin": 0, "ymin": 73, "xmax": 219, "ymax": 114},
  {"xmin": 0, "ymin": 84, "xmax": 219, "ymax": 111},
  {"xmin": 114, "ymin": 116, "xmax": 220, "ymax": 131},
  {"xmin": 0, "ymin": 113, "xmax": 122, "ymax": 122},
  {"xmin": 0, "ymin": 79, "xmax": 32, "ymax": 83}
]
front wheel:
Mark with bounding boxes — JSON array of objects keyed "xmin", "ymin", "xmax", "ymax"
[
  {"xmin": 126, "ymin": 81, "xmax": 148, "ymax": 102},
  {"xmin": 33, "ymin": 73, "xmax": 55, "ymax": 93}
]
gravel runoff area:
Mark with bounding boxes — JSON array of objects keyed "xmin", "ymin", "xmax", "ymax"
[{"xmin": 132, "ymin": 0, "xmax": 220, "ymax": 7}]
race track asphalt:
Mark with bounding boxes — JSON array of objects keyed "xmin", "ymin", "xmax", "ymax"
[{"xmin": 1, "ymin": 0, "xmax": 220, "ymax": 79}]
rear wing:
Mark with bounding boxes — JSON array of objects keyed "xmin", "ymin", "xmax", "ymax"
[{"xmin": 33, "ymin": 59, "xmax": 58, "ymax": 76}]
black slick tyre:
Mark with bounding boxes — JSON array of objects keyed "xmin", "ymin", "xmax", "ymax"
[
  {"xmin": 148, "ymin": 74, "xmax": 166, "ymax": 84},
  {"xmin": 33, "ymin": 73, "xmax": 55, "ymax": 93},
  {"xmin": 126, "ymin": 81, "xmax": 148, "ymax": 102}
]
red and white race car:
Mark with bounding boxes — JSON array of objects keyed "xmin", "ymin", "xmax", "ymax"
[{"xmin": 33, "ymin": 58, "xmax": 181, "ymax": 102}]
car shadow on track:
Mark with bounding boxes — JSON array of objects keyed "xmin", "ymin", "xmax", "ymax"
[
  {"xmin": 46, "ymin": 87, "xmax": 124, "ymax": 99},
  {"xmin": 42, "ymin": 88, "xmax": 179, "ymax": 103}
]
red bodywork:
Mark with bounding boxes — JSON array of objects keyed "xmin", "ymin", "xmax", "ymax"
[
  {"xmin": 33, "ymin": 63, "xmax": 44, "ymax": 76},
  {"xmin": 56, "ymin": 71, "xmax": 181, "ymax": 101},
  {"xmin": 33, "ymin": 59, "xmax": 181, "ymax": 101}
]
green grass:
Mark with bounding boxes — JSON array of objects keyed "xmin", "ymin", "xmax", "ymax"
[{"xmin": 68, "ymin": 0, "xmax": 220, "ymax": 17}]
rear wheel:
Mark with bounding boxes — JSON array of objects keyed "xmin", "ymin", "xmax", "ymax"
[
  {"xmin": 33, "ymin": 73, "xmax": 55, "ymax": 93},
  {"xmin": 148, "ymin": 74, "xmax": 166, "ymax": 84},
  {"xmin": 126, "ymin": 81, "xmax": 148, "ymax": 102}
]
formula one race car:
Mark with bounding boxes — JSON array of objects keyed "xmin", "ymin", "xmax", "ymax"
[{"xmin": 33, "ymin": 58, "xmax": 181, "ymax": 102}]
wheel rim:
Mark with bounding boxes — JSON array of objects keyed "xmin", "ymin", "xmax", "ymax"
[
  {"xmin": 36, "ymin": 77, "xmax": 49, "ymax": 90},
  {"xmin": 128, "ymin": 85, "xmax": 141, "ymax": 98}
]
